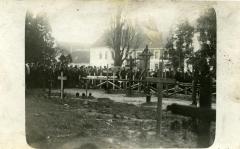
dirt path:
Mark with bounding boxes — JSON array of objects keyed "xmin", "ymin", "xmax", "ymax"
[{"xmin": 53, "ymin": 88, "xmax": 216, "ymax": 109}]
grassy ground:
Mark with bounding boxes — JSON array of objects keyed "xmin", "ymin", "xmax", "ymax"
[{"xmin": 26, "ymin": 89, "xmax": 215, "ymax": 149}]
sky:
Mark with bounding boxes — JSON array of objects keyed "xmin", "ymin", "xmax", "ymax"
[{"xmin": 29, "ymin": 0, "xmax": 215, "ymax": 47}]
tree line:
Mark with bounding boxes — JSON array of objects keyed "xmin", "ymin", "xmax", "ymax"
[
  {"xmin": 25, "ymin": 8, "xmax": 216, "ymax": 86},
  {"xmin": 25, "ymin": 11, "xmax": 72, "ymax": 67}
]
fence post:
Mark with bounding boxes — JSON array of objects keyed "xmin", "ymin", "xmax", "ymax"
[
  {"xmin": 100, "ymin": 72, "xmax": 102, "ymax": 89},
  {"xmin": 113, "ymin": 72, "xmax": 115, "ymax": 90}
]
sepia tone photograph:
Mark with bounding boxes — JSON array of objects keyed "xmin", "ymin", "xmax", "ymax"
[{"xmin": 25, "ymin": 1, "xmax": 216, "ymax": 148}]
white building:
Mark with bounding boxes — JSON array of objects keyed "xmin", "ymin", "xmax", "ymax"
[
  {"xmin": 66, "ymin": 43, "xmax": 169, "ymax": 70},
  {"xmin": 90, "ymin": 47, "xmax": 114, "ymax": 67},
  {"xmin": 128, "ymin": 47, "xmax": 170, "ymax": 71}
]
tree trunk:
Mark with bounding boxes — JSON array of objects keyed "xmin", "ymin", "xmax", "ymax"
[
  {"xmin": 199, "ymin": 75, "xmax": 212, "ymax": 108},
  {"xmin": 197, "ymin": 74, "xmax": 212, "ymax": 147},
  {"xmin": 114, "ymin": 50, "xmax": 123, "ymax": 66},
  {"xmin": 192, "ymin": 79, "xmax": 197, "ymax": 105},
  {"xmin": 197, "ymin": 120, "xmax": 211, "ymax": 148}
]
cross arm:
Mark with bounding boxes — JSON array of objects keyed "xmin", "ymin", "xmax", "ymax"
[{"xmin": 58, "ymin": 76, "xmax": 67, "ymax": 80}]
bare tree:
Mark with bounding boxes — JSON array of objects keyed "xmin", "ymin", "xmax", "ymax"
[{"xmin": 105, "ymin": 9, "xmax": 142, "ymax": 66}]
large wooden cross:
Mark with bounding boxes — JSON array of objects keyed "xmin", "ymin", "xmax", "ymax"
[
  {"xmin": 146, "ymin": 76, "xmax": 175, "ymax": 138},
  {"xmin": 139, "ymin": 45, "xmax": 153, "ymax": 77},
  {"xmin": 58, "ymin": 71, "xmax": 67, "ymax": 99}
]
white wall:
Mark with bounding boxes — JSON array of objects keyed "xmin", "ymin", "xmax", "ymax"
[
  {"xmin": 89, "ymin": 47, "xmax": 168, "ymax": 70},
  {"xmin": 90, "ymin": 47, "xmax": 114, "ymax": 67}
]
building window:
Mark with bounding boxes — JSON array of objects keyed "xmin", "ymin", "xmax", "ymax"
[
  {"xmin": 105, "ymin": 51, "xmax": 108, "ymax": 59},
  {"xmin": 99, "ymin": 52, "xmax": 102, "ymax": 59}
]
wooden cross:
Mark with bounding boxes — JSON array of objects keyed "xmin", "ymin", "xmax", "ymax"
[
  {"xmin": 146, "ymin": 75, "xmax": 175, "ymax": 138},
  {"xmin": 139, "ymin": 45, "xmax": 153, "ymax": 100},
  {"xmin": 139, "ymin": 45, "xmax": 153, "ymax": 77},
  {"xmin": 58, "ymin": 71, "xmax": 67, "ymax": 99}
]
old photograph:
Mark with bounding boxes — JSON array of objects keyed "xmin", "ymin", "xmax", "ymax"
[{"xmin": 25, "ymin": 1, "xmax": 216, "ymax": 148}]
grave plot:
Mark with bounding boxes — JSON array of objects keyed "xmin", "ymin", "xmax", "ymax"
[{"xmin": 26, "ymin": 89, "xmax": 215, "ymax": 149}]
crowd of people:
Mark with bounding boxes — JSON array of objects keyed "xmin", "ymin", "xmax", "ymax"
[{"xmin": 25, "ymin": 62, "xmax": 193, "ymax": 90}]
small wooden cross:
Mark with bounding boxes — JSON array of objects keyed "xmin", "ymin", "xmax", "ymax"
[{"xmin": 58, "ymin": 71, "xmax": 67, "ymax": 99}]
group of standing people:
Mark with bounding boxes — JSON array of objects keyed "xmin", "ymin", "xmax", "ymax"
[{"xmin": 25, "ymin": 62, "xmax": 193, "ymax": 90}]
